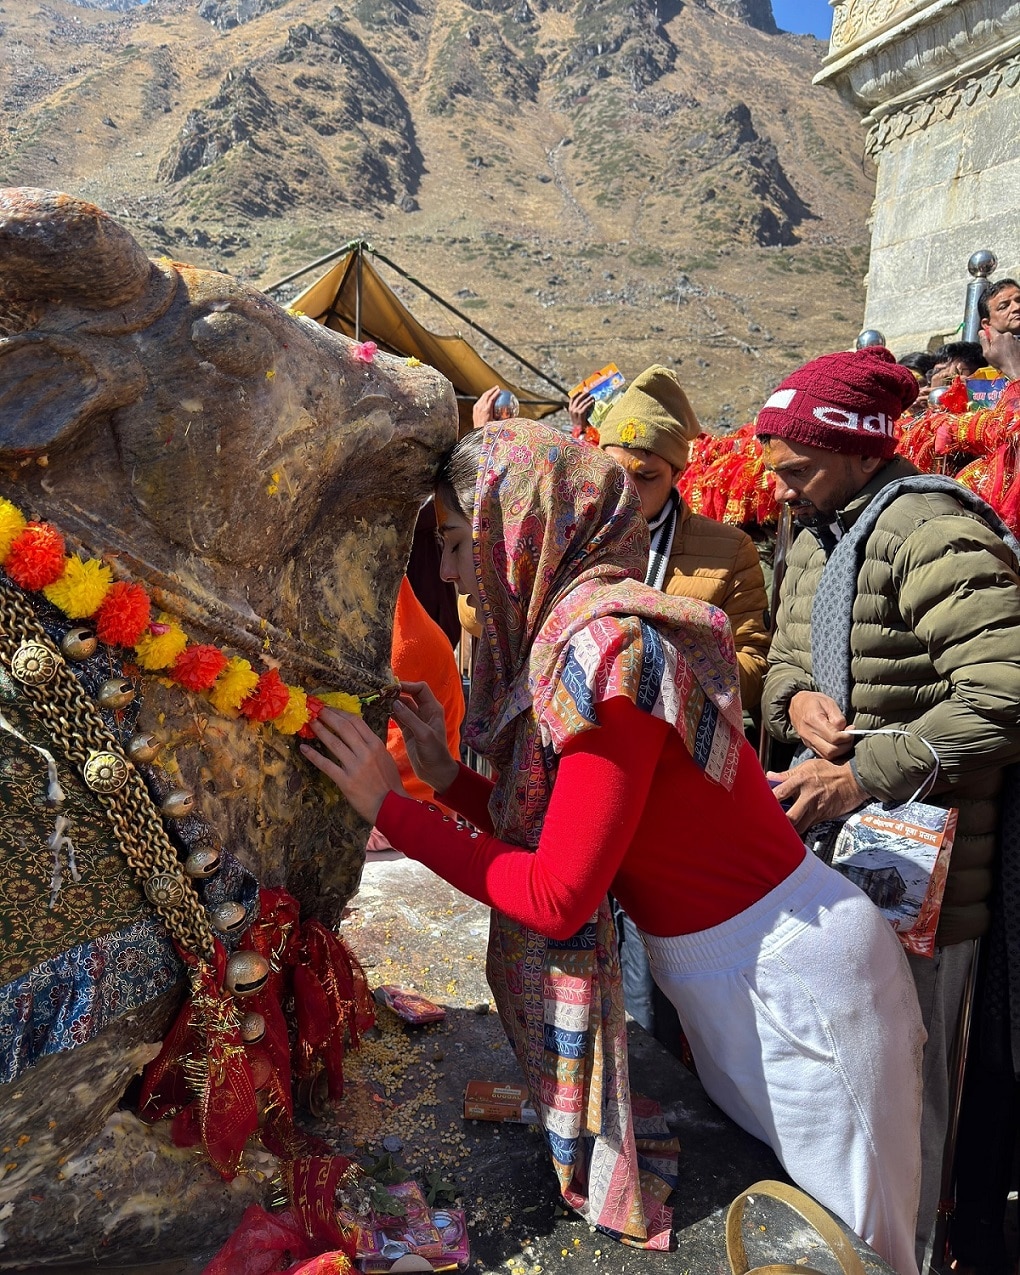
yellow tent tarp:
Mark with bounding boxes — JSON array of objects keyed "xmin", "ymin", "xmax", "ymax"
[{"xmin": 289, "ymin": 248, "xmax": 564, "ymax": 434}]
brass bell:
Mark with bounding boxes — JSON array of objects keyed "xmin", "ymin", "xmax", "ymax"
[
  {"xmin": 184, "ymin": 845, "xmax": 221, "ymax": 879},
  {"xmin": 162, "ymin": 790, "xmax": 195, "ymax": 819},
  {"xmin": 225, "ymin": 950, "xmax": 270, "ymax": 997},
  {"xmin": 127, "ymin": 732, "xmax": 161, "ymax": 764},
  {"xmin": 210, "ymin": 900, "xmax": 247, "ymax": 935},
  {"xmin": 98, "ymin": 677, "xmax": 136, "ymax": 710},
  {"xmin": 239, "ymin": 1011, "xmax": 266, "ymax": 1044},
  {"xmin": 61, "ymin": 626, "xmax": 98, "ymax": 661}
]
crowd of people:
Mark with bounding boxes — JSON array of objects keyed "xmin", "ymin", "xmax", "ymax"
[{"xmin": 303, "ymin": 292, "xmax": 1020, "ymax": 1275}]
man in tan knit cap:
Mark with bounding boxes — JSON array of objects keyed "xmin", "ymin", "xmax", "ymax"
[
  {"xmin": 599, "ymin": 365, "xmax": 770, "ymax": 1056},
  {"xmin": 599, "ymin": 366, "xmax": 769, "ymax": 709}
]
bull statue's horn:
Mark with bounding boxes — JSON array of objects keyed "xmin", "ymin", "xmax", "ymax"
[{"xmin": 0, "ymin": 188, "xmax": 157, "ymax": 312}]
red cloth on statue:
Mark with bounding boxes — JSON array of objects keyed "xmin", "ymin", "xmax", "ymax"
[
  {"xmin": 387, "ymin": 576, "xmax": 465, "ymax": 806},
  {"xmin": 377, "ymin": 695, "xmax": 804, "ymax": 940}
]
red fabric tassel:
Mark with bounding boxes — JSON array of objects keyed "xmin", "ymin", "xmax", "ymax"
[
  {"xmin": 293, "ymin": 921, "xmax": 374, "ymax": 1102},
  {"xmin": 200, "ymin": 1204, "xmax": 321, "ymax": 1275},
  {"xmin": 284, "ymin": 1156, "xmax": 358, "ymax": 1252},
  {"xmin": 139, "ymin": 950, "xmax": 258, "ymax": 1179},
  {"xmin": 141, "ymin": 889, "xmax": 373, "ymax": 1254}
]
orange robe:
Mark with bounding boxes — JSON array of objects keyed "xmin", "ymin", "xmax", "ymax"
[{"xmin": 387, "ymin": 576, "xmax": 465, "ymax": 805}]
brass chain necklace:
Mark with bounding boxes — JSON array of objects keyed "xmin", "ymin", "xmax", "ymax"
[{"xmin": 0, "ymin": 579, "xmax": 215, "ymax": 961}]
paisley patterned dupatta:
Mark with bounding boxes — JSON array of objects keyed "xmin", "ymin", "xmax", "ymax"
[{"xmin": 464, "ymin": 423, "xmax": 743, "ymax": 1246}]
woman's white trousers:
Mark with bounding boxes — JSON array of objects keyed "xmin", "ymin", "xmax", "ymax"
[{"xmin": 642, "ymin": 849, "xmax": 924, "ymax": 1275}]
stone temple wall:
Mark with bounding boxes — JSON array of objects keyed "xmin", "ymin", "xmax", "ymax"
[{"xmin": 816, "ymin": 0, "xmax": 1020, "ymax": 353}]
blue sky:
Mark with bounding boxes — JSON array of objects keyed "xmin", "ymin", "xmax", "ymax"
[{"xmin": 772, "ymin": 0, "xmax": 834, "ymax": 40}]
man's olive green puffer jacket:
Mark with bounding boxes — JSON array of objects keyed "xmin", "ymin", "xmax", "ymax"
[{"xmin": 763, "ymin": 457, "xmax": 1020, "ymax": 945}]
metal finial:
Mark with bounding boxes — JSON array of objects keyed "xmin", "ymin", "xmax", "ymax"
[{"xmin": 967, "ymin": 249, "xmax": 998, "ymax": 279}]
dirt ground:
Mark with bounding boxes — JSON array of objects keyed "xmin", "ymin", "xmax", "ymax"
[{"xmin": 53, "ymin": 851, "xmax": 894, "ymax": 1275}]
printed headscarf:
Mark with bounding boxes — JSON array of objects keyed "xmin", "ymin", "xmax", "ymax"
[
  {"xmin": 458, "ymin": 421, "xmax": 742, "ymax": 1247},
  {"xmin": 464, "ymin": 419, "xmax": 743, "ymax": 812}
]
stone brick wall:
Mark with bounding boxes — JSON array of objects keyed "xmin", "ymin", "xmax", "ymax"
[{"xmin": 816, "ymin": 0, "xmax": 1020, "ymax": 352}]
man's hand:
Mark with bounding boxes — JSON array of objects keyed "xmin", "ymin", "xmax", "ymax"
[
  {"xmin": 980, "ymin": 326, "xmax": 1020, "ymax": 380},
  {"xmin": 767, "ymin": 760, "xmax": 869, "ymax": 835},
  {"xmin": 568, "ymin": 390, "xmax": 595, "ymax": 437},
  {"xmin": 473, "ymin": 386, "xmax": 501, "ymax": 431},
  {"xmin": 788, "ymin": 691, "xmax": 854, "ymax": 760}
]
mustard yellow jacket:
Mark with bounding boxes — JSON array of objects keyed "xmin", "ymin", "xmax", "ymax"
[{"xmin": 661, "ymin": 502, "xmax": 770, "ymax": 711}]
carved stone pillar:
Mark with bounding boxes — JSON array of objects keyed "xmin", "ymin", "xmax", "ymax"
[{"xmin": 816, "ymin": 0, "xmax": 1020, "ymax": 350}]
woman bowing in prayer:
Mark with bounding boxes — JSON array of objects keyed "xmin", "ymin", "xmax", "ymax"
[{"xmin": 303, "ymin": 421, "xmax": 924, "ymax": 1275}]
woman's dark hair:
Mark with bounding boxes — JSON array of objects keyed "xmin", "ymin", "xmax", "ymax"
[
  {"xmin": 436, "ymin": 429, "xmax": 485, "ymax": 520},
  {"xmin": 931, "ymin": 341, "xmax": 984, "ymax": 375},
  {"xmin": 897, "ymin": 351, "xmax": 938, "ymax": 380}
]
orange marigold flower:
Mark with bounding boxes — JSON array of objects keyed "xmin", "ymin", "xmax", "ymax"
[
  {"xmin": 171, "ymin": 644, "xmax": 229, "ymax": 693},
  {"xmin": 239, "ymin": 668, "xmax": 290, "ymax": 721},
  {"xmin": 95, "ymin": 581, "xmax": 151, "ymax": 647},
  {"xmin": 297, "ymin": 694, "xmax": 325, "ymax": 739},
  {"xmin": 6, "ymin": 523, "xmax": 66, "ymax": 590}
]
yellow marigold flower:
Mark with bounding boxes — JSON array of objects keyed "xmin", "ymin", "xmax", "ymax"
[
  {"xmin": 43, "ymin": 556, "xmax": 113, "ymax": 618},
  {"xmin": 209, "ymin": 657, "xmax": 260, "ymax": 714},
  {"xmin": 134, "ymin": 614, "xmax": 189, "ymax": 670},
  {"xmin": 318, "ymin": 690, "xmax": 363, "ymax": 716},
  {"xmin": 274, "ymin": 686, "xmax": 310, "ymax": 735},
  {"xmin": 0, "ymin": 499, "xmax": 27, "ymax": 561}
]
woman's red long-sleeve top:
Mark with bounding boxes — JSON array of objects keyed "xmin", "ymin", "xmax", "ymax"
[{"xmin": 376, "ymin": 696, "xmax": 805, "ymax": 941}]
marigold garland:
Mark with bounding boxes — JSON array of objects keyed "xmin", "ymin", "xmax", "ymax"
[
  {"xmin": 274, "ymin": 686, "xmax": 309, "ymax": 736},
  {"xmin": 240, "ymin": 668, "xmax": 291, "ymax": 721},
  {"xmin": 135, "ymin": 615, "xmax": 190, "ymax": 671},
  {"xmin": 209, "ymin": 657, "xmax": 261, "ymax": 715},
  {"xmin": 6, "ymin": 523, "xmax": 66, "ymax": 590},
  {"xmin": 43, "ymin": 555, "xmax": 114, "ymax": 619},
  {"xmin": 96, "ymin": 581, "xmax": 151, "ymax": 647},
  {"xmin": 0, "ymin": 500, "xmax": 28, "ymax": 560},
  {"xmin": 0, "ymin": 496, "xmax": 369, "ymax": 735},
  {"xmin": 318, "ymin": 691, "xmax": 364, "ymax": 714},
  {"xmin": 172, "ymin": 644, "xmax": 229, "ymax": 693}
]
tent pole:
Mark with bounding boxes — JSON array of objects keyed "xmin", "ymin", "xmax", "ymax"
[
  {"xmin": 366, "ymin": 246, "xmax": 569, "ymax": 400},
  {"xmin": 262, "ymin": 239, "xmax": 365, "ymax": 295},
  {"xmin": 355, "ymin": 243, "xmax": 363, "ymax": 342},
  {"xmin": 323, "ymin": 249, "xmax": 359, "ymax": 330}
]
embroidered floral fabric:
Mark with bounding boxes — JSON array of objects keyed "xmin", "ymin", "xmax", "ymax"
[{"xmin": 0, "ymin": 915, "xmax": 181, "ymax": 1084}]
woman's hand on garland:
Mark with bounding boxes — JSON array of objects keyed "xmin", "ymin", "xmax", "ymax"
[
  {"xmin": 391, "ymin": 680, "xmax": 460, "ymax": 795},
  {"xmin": 301, "ymin": 708, "xmax": 407, "ymax": 823}
]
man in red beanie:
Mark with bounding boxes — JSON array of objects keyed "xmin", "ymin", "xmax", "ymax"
[{"xmin": 757, "ymin": 345, "xmax": 1020, "ymax": 1269}]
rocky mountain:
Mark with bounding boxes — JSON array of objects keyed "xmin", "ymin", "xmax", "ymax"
[{"xmin": 0, "ymin": 0, "xmax": 874, "ymax": 425}]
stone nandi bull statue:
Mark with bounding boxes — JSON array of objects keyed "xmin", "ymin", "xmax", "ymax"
[{"xmin": 0, "ymin": 189, "xmax": 457, "ymax": 1267}]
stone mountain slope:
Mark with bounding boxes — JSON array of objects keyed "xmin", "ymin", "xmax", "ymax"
[{"xmin": 0, "ymin": 0, "xmax": 873, "ymax": 424}]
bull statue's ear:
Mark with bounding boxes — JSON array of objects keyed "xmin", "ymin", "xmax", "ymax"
[{"xmin": 0, "ymin": 332, "xmax": 145, "ymax": 460}]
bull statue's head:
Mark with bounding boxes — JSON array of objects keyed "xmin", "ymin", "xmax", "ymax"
[{"xmin": 0, "ymin": 188, "xmax": 458, "ymax": 917}]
